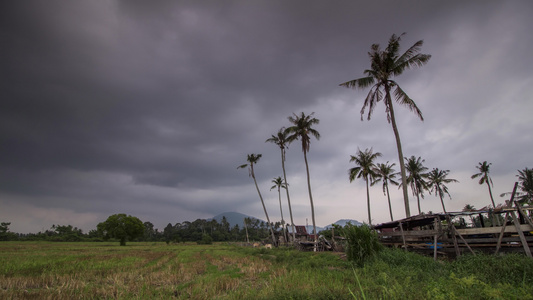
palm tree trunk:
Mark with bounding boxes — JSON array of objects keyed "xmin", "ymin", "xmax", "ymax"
[
  {"xmin": 281, "ymin": 149, "xmax": 296, "ymax": 241},
  {"xmin": 486, "ymin": 181, "xmax": 496, "ymax": 208},
  {"xmin": 385, "ymin": 183, "xmax": 394, "ymax": 221},
  {"xmin": 416, "ymin": 193, "xmax": 421, "ymax": 215},
  {"xmin": 303, "ymin": 150, "xmax": 317, "ymax": 249},
  {"xmin": 366, "ymin": 177, "xmax": 372, "ymax": 226},
  {"xmin": 386, "ymin": 91, "xmax": 411, "ymax": 218},
  {"xmin": 251, "ymin": 170, "xmax": 277, "ymax": 246},
  {"xmin": 439, "ymin": 192, "xmax": 447, "ymax": 214},
  {"xmin": 277, "ymin": 187, "xmax": 287, "ymax": 243}
]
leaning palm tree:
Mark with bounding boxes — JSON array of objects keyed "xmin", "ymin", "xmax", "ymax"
[
  {"xmin": 285, "ymin": 112, "xmax": 320, "ymax": 246},
  {"xmin": 271, "ymin": 176, "xmax": 287, "ymax": 242},
  {"xmin": 426, "ymin": 168, "xmax": 458, "ymax": 214},
  {"xmin": 404, "ymin": 156, "xmax": 429, "ymax": 215},
  {"xmin": 266, "ymin": 128, "xmax": 296, "ymax": 241},
  {"xmin": 340, "ymin": 33, "xmax": 431, "ymax": 218},
  {"xmin": 349, "ymin": 148, "xmax": 382, "ymax": 226},
  {"xmin": 471, "ymin": 161, "xmax": 496, "ymax": 208},
  {"xmin": 237, "ymin": 154, "xmax": 276, "ymax": 246},
  {"xmin": 372, "ymin": 161, "xmax": 399, "ymax": 221}
]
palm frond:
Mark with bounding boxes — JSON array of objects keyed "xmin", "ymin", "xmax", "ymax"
[{"xmin": 393, "ymin": 85, "xmax": 424, "ymax": 121}]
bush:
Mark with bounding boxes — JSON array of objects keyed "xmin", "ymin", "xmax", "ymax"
[
  {"xmin": 343, "ymin": 224, "xmax": 383, "ymax": 266},
  {"xmin": 197, "ymin": 233, "xmax": 213, "ymax": 245}
]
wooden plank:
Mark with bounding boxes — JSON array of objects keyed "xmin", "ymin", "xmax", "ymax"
[
  {"xmin": 457, "ymin": 236, "xmax": 533, "ymax": 244},
  {"xmin": 378, "ymin": 229, "xmax": 439, "ymax": 237},
  {"xmin": 456, "ymin": 224, "xmax": 533, "ymax": 235}
]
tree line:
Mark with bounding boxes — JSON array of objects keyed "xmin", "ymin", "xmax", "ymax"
[{"xmin": 0, "ymin": 215, "xmax": 274, "ymax": 245}]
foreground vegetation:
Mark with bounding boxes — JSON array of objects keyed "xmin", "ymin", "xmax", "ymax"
[{"xmin": 1, "ymin": 242, "xmax": 532, "ymax": 299}]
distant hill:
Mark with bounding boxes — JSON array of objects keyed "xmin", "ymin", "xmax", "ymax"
[
  {"xmin": 209, "ymin": 212, "xmax": 264, "ymax": 228},
  {"xmin": 209, "ymin": 212, "xmax": 362, "ymax": 233},
  {"xmin": 324, "ymin": 219, "xmax": 363, "ymax": 229}
]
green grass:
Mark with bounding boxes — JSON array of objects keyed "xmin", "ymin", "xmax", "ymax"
[{"xmin": 0, "ymin": 242, "xmax": 532, "ymax": 299}]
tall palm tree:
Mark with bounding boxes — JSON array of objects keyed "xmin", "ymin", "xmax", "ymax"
[
  {"xmin": 404, "ymin": 156, "xmax": 429, "ymax": 215},
  {"xmin": 372, "ymin": 161, "xmax": 399, "ymax": 221},
  {"xmin": 266, "ymin": 128, "xmax": 296, "ymax": 241},
  {"xmin": 237, "ymin": 154, "xmax": 276, "ymax": 246},
  {"xmin": 471, "ymin": 161, "xmax": 496, "ymax": 208},
  {"xmin": 426, "ymin": 168, "xmax": 458, "ymax": 214},
  {"xmin": 339, "ymin": 33, "xmax": 431, "ymax": 218},
  {"xmin": 271, "ymin": 176, "xmax": 287, "ymax": 242},
  {"xmin": 349, "ymin": 148, "xmax": 382, "ymax": 226},
  {"xmin": 285, "ymin": 112, "xmax": 320, "ymax": 246}
]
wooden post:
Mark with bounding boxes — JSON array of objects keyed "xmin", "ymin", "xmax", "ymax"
[
  {"xmin": 433, "ymin": 218, "xmax": 438, "ymax": 261},
  {"xmin": 510, "ymin": 211, "xmax": 532, "ymax": 258},
  {"xmin": 451, "ymin": 225, "xmax": 476, "ymax": 255},
  {"xmin": 495, "ymin": 212, "xmax": 510, "ymax": 255},
  {"xmin": 399, "ymin": 221, "xmax": 407, "ymax": 251},
  {"xmin": 447, "ymin": 216, "xmax": 460, "ymax": 257},
  {"xmin": 496, "ymin": 182, "xmax": 520, "ymax": 255}
]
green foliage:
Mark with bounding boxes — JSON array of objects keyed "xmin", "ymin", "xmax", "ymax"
[
  {"xmin": 97, "ymin": 214, "xmax": 144, "ymax": 246},
  {"xmin": 343, "ymin": 224, "xmax": 383, "ymax": 266},
  {"xmin": 197, "ymin": 233, "xmax": 213, "ymax": 245},
  {"xmin": 451, "ymin": 253, "xmax": 533, "ymax": 285}
]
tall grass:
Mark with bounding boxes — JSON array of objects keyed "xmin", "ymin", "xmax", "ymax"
[{"xmin": 342, "ymin": 224, "xmax": 383, "ymax": 266}]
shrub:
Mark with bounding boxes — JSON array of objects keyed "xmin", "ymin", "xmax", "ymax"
[
  {"xmin": 343, "ymin": 224, "xmax": 383, "ymax": 266},
  {"xmin": 197, "ymin": 233, "xmax": 213, "ymax": 245}
]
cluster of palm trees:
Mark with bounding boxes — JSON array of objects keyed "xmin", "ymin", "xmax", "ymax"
[
  {"xmin": 348, "ymin": 149, "xmax": 459, "ymax": 226},
  {"xmin": 238, "ymin": 32, "xmax": 532, "ymax": 239},
  {"xmin": 239, "ymin": 112, "xmax": 320, "ymax": 246}
]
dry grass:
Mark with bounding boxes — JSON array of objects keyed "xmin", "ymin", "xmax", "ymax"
[{"xmin": 0, "ymin": 242, "xmax": 288, "ymax": 299}]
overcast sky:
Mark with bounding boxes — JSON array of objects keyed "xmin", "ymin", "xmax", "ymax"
[{"xmin": 1, "ymin": 1, "xmax": 532, "ymax": 233}]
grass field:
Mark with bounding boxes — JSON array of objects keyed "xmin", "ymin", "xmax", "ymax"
[{"xmin": 1, "ymin": 241, "xmax": 532, "ymax": 299}]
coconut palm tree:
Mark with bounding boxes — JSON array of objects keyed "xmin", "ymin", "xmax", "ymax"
[
  {"xmin": 471, "ymin": 161, "xmax": 496, "ymax": 208},
  {"xmin": 237, "ymin": 154, "xmax": 276, "ymax": 246},
  {"xmin": 426, "ymin": 168, "xmax": 458, "ymax": 214},
  {"xmin": 404, "ymin": 156, "xmax": 429, "ymax": 215},
  {"xmin": 271, "ymin": 176, "xmax": 287, "ymax": 242},
  {"xmin": 285, "ymin": 112, "xmax": 320, "ymax": 246},
  {"xmin": 349, "ymin": 148, "xmax": 382, "ymax": 226},
  {"xmin": 372, "ymin": 162, "xmax": 399, "ymax": 221},
  {"xmin": 339, "ymin": 33, "xmax": 431, "ymax": 218},
  {"xmin": 266, "ymin": 128, "xmax": 296, "ymax": 241}
]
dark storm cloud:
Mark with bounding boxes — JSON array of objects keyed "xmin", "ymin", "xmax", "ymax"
[{"xmin": 1, "ymin": 1, "xmax": 532, "ymax": 232}]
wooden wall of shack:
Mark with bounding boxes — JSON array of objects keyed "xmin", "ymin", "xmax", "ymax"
[{"xmin": 374, "ymin": 204, "xmax": 533, "ymax": 259}]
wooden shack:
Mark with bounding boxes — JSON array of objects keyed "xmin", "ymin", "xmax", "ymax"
[{"xmin": 374, "ymin": 202, "xmax": 533, "ymax": 259}]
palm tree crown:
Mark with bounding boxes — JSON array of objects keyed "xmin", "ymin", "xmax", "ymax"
[
  {"xmin": 471, "ymin": 161, "xmax": 496, "ymax": 207},
  {"xmin": 349, "ymin": 148, "xmax": 382, "ymax": 225},
  {"xmin": 404, "ymin": 156, "xmax": 429, "ymax": 215},
  {"xmin": 373, "ymin": 162, "xmax": 399, "ymax": 221},
  {"xmin": 285, "ymin": 112, "xmax": 320, "ymax": 152},
  {"xmin": 340, "ymin": 33, "xmax": 431, "ymax": 219},
  {"xmin": 426, "ymin": 168, "xmax": 458, "ymax": 214}
]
